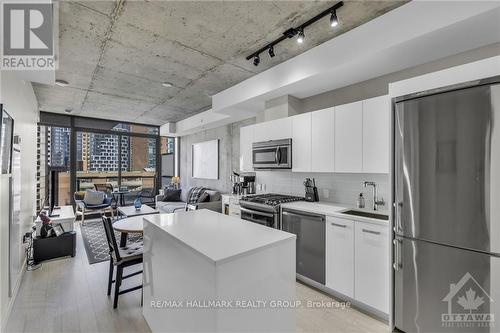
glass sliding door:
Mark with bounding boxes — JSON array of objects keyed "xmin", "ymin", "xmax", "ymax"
[
  {"xmin": 47, "ymin": 126, "xmax": 71, "ymax": 206},
  {"xmin": 122, "ymin": 135, "xmax": 157, "ymax": 204},
  {"xmin": 38, "ymin": 112, "xmax": 161, "ymax": 207},
  {"xmin": 76, "ymin": 131, "xmax": 119, "ymax": 192}
]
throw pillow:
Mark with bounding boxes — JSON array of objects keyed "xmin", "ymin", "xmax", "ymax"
[
  {"xmin": 162, "ymin": 189, "xmax": 181, "ymax": 202},
  {"xmin": 204, "ymin": 190, "xmax": 221, "ymax": 202},
  {"xmin": 180, "ymin": 187, "xmax": 192, "ymax": 203},
  {"xmin": 188, "ymin": 187, "xmax": 207, "ymax": 204},
  {"xmin": 83, "ymin": 190, "xmax": 104, "ymax": 206},
  {"xmin": 197, "ymin": 192, "xmax": 210, "ymax": 203}
]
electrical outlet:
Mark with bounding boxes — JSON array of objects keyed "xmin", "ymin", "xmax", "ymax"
[{"xmin": 323, "ymin": 189, "xmax": 330, "ymax": 199}]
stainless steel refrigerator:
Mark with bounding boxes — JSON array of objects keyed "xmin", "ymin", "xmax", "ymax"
[{"xmin": 393, "ymin": 76, "xmax": 500, "ymax": 332}]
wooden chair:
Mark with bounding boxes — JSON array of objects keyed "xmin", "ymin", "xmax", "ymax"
[
  {"xmin": 95, "ymin": 183, "xmax": 118, "ymax": 208},
  {"xmin": 74, "ymin": 191, "xmax": 114, "ymax": 225},
  {"xmin": 101, "ymin": 216, "xmax": 143, "ymax": 309}
]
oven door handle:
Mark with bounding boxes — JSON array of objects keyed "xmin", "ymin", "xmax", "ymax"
[{"xmin": 240, "ymin": 206, "xmax": 275, "ymax": 218}]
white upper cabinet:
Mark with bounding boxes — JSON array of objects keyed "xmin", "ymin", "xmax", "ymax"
[
  {"xmin": 311, "ymin": 107, "xmax": 335, "ymax": 172},
  {"xmin": 334, "ymin": 101, "xmax": 363, "ymax": 173},
  {"xmin": 362, "ymin": 96, "xmax": 390, "ymax": 173},
  {"xmin": 239, "ymin": 125, "xmax": 254, "ymax": 172},
  {"xmin": 253, "ymin": 117, "xmax": 292, "ymax": 142},
  {"xmin": 292, "ymin": 113, "xmax": 312, "ymax": 172}
]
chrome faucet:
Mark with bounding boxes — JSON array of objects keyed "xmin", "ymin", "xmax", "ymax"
[{"xmin": 363, "ymin": 181, "xmax": 385, "ymax": 211}]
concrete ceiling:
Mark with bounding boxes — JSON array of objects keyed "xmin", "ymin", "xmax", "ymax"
[{"xmin": 34, "ymin": 0, "xmax": 406, "ymax": 125}]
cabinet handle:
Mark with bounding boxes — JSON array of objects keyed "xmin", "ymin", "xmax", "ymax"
[
  {"xmin": 331, "ymin": 223, "xmax": 346, "ymax": 228},
  {"xmin": 362, "ymin": 228, "xmax": 380, "ymax": 235}
]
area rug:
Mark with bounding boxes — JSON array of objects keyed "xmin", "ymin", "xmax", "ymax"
[{"xmin": 80, "ymin": 219, "xmax": 143, "ymax": 265}]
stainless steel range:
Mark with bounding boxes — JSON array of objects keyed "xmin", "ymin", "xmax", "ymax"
[{"xmin": 239, "ymin": 193, "xmax": 304, "ymax": 229}]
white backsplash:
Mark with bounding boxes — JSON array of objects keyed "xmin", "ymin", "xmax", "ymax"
[{"xmin": 255, "ymin": 171, "xmax": 389, "ymax": 208}]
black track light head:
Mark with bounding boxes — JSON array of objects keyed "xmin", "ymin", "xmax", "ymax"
[
  {"xmin": 330, "ymin": 10, "xmax": 338, "ymax": 27},
  {"xmin": 245, "ymin": 1, "xmax": 343, "ymax": 63},
  {"xmin": 269, "ymin": 46, "xmax": 275, "ymax": 58},
  {"xmin": 253, "ymin": 54, "xmax": 260, "ymax": 66},
  {"xmin": 297, "ymin": 29, "xmax": 305, "ymax": 44}
]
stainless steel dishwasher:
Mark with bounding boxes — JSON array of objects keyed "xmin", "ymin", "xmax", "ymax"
[{"xmin": 281, "ymin": 208, "xmax": 325, "ymax": 285}]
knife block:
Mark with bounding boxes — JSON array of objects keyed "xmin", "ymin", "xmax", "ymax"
[{"xmin": 305, "ymin": 186, "xmax": 319, "ymax": 202}]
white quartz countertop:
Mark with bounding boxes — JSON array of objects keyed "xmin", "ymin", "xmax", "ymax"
[
  {"xmin": 281, "ymin": 201, "xmax": 390, "ymax": 226},
  {"xmin": 143, "ymin": 209, "xmax": 296, "ymax": 263}
]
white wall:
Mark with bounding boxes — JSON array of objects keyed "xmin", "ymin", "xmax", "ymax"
[
  {"xmin": 179, "ymin": 118, "xmax": 255, "ymax": 193},
  {"xmin": 0, "ymin": 71, "xmax": 39, "ymax": 327}
]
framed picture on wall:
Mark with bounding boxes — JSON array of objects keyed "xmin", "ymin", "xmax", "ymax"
[
  {"xmin": 0, "ymin": 105, "xmax": 14, "ymax": 174},
  {"xmin": 191, "ymin": 139, "xmax": 218, "ymax": 180}
]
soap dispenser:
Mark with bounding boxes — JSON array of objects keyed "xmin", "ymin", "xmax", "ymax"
[{"xmin": 356, "ymin": 193, "xmax": 365, "ymax": 209}]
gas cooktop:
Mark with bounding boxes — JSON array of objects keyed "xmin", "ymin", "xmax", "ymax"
[{"xmin": 240, "ymin": 193, "xmax": 304, "ymax": 206}]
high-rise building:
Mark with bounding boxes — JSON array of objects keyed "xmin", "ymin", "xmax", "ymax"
[
  {"xmin": 49, "ymin": 127, "xmax": 70, "ymax": 167},
  {"xmin": 86, "ymin": 133, "xmax": 129, "ymax": 172}
]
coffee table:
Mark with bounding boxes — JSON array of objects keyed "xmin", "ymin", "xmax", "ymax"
[{"xmin": 117, "ymin": 204, "xmax": 158, "ymax": 218}]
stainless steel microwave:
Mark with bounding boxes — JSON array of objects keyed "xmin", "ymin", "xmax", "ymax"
[{"xmin": 252, "ymin": 139, "xmax": 292, "ymax": 169}]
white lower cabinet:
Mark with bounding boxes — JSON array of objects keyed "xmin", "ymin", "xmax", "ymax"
[
  {"xmin": 326, "ymin": 217, "xmax": 354, "ymax": 298},
  {"xmin": 354, "ymin": 221, "xmax": 389, "ymax": 314},
  {"xmin": 325, "ymin": 216, "xmax": 389, "ymax": 315}
]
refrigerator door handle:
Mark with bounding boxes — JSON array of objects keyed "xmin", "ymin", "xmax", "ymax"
[
  {"xmin": 394, "ymin": 201, "xmax": 403, "ymax": 233},
  {"xmin": 393, "ymin": 238, "xmax": 402, "ymax": 270}
]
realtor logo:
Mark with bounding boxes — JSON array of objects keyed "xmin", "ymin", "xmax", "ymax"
[
  {"xmin": 441, "ymin": 272, "xmax": 495, "ymax": 328},
  {"xmin": 1, "ymin": 1, "xmax": 57, "ymax": 70}
]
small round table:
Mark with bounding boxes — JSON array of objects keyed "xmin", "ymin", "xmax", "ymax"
[
  {"xmin": 112, "ymin": 190, "xmax": 130, "ymax": 206},
  {"xmin": 112, "ymin": 216, "xmax": 144, "ymax": 247}
]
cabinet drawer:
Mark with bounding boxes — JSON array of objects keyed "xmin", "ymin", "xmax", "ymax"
[
  {"xmin": 354, "ymin": 221, "xmax": 389, "ymax": 313},
  {"xmin": 326, "ymin": 217, "xmax": 354, "ymax": 298}
]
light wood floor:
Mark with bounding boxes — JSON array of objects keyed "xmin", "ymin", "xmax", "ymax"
[{"xmin": 5, "ymin": 223, "xmax": 388, "ymax": 333}]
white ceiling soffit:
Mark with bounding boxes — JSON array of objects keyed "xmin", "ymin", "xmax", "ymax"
[
  {"xmin": 6, "ymin": 70, "xmax": 55, "ymax": 85},
  {"xmin": 212, "ymin": 1, "xmax": 500, "ymax": 117},
  {"xmin": 161, "ymin": 107, "xmax": 255, "ymax": 137}
]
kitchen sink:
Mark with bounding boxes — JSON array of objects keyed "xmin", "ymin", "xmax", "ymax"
[{"xmin": 341, "ymin": 209, "xmax": 389, "ymax": 221}]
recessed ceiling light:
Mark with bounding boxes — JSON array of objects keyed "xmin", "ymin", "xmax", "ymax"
[
  {"xmin": 55, "ymin": 79, "xmax": 69, "ymax": 87},
  {"xmin": 162, "ymin": 82, "xmax": 173, "ymax": 88}
]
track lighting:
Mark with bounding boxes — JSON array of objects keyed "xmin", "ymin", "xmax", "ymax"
[
  {"xmin": 245, "ymin": 1, "xmax": 343, "ymax": 65},
  {"xmin": 297, "ymin": 29, "xmax": 304, "ymax": 44},
  {"xmin": 269, "ymin": 46, "xmax": 275, "ymax": 58},
  {"xmin": 253, "ymin": 54, "xmax": 260, "ymax": 66},
  {"xmin": 330, "ymin": 10, "xmax": 338, "ymax": 27}
]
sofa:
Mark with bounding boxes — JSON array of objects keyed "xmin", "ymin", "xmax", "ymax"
[{"xmin": 155, "ymin": 187, "xmax": 222, "ymax": 213}]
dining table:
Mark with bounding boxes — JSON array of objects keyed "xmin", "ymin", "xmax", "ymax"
[{"xmin": 112, "ymin": 216, "xmax": 144, "ymax": 247}]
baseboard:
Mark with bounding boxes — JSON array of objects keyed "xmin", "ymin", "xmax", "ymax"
[
  {"xmin": 1, "ymin": 258, "xmax": 26, "ymax": 331},
  {"xmin": 296, "ymin": 274, "xmax": 389, "ymax": 323}
]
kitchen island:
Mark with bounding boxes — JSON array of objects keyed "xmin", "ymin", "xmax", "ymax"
[{"xmin": 142, "ymin": 209, "xmax": 296, "ymax": 333}]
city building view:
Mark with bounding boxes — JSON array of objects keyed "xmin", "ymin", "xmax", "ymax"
[{"xmin": 44, "ymin": 124, "xmax": 159, "ymax": 205}]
